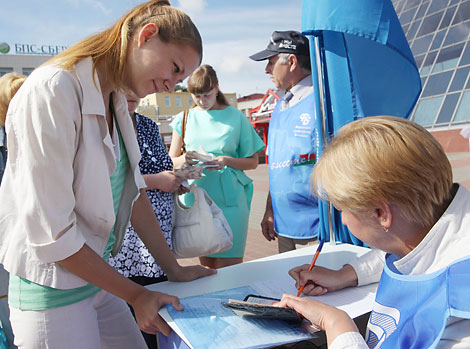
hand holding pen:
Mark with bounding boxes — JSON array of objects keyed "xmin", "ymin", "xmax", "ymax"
[
  {"xmin": 289, "ymin": 241, "xmax": 358, "ymax": 297},
  {"xmin": 296, "ymin": 240, "xmax": 324, "ymax": 296}
]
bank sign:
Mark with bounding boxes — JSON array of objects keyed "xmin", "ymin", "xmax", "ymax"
[{"xmin": 0, "ymin": 42, "xmax": 67, "ymax": 55}]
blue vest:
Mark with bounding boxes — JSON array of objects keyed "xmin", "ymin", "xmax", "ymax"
[
  {"xmin": 267, "ymin": 93, "xmax": 319, "ymax": 239},
  {"xmin": 365, "ymin": 254, "xmax": 470, "ymax": 348}
]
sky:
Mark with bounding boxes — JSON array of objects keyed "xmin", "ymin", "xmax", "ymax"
[{"xmin": 0, "ymin": 0, "xmax": 303, "ymax": 97}]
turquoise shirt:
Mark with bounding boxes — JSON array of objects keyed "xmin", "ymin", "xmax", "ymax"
[
  {"xmin": 9, "ymin": 126, "xmax": 129, "ymax": 310},
  {"xmin": 170, "ymin": 106, "xmax": 265, "ymax": 258}
]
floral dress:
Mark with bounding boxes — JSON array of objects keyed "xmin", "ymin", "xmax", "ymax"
[{"xmin": 109, "ymin": 113, "xmax": 173, "ymax": 279}]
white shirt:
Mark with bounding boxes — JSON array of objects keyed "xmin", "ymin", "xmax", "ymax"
[
  {"xmin": 0, "ymin": 58, "xmax": 146, "ymax": 289},
  {"xmin": 332, "ymin": 184, "xmax": 470, "ymax": 348},
  {"xmin": 285, "ymin": 75, "xmax": 314, "ymax": 108}
]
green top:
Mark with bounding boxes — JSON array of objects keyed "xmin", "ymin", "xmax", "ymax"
[
  {"xmin": 8, "ymin": 126, "xmax": 129, "ymax": 310},
  {"xmin": 170, "ymin": 106, "xmax": 265, "ymax": 258}
]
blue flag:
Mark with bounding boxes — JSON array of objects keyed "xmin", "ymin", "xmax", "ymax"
[{"xmin": 302, "ymin": 0, "xmax": 422, "ymax": 244}]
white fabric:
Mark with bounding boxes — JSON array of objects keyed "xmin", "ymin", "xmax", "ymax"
[
  {"xmin": 285, "ymin": 75, "xmax": 313, "ymax": 107},
  {"xmin": 0, "ymin": 58, "xmax": 146, "ymax": 289},
  {"xmin": 460, "ymin": 125, "xmax": 470, "ymax": 139},
  {"xmin": 332, "ymin": 184, "xmax": 470, "ymax": 349},
  {"xmin": 9, "ymin": 290, "xmax": 146, "ymax": 349},
  {"xmin": 348, "ymin": 249, "xmax": 386, "ymax": 286},
  {"xmin": 172, "ymin": 185, "xmax": 233, "ymax": 258}
]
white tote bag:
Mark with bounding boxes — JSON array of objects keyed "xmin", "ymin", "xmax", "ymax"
[{"xmin": 172, "ymin": 185, "xmax": 233, "ymax": 258}]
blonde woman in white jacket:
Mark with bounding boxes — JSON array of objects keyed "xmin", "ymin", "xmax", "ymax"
[{"xmin": 0, "ymin": 1, "xmax": 215, "ymax": 348}]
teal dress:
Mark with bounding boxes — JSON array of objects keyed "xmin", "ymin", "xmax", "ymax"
[{"xmin": 170, "ymin": 106, "xmax": 265, "ymax": 258}]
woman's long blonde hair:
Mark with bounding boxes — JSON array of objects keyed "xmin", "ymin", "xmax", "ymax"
[
  {"xmin": 46, "ymin": 0, "xmax": 202, "ymax": 91},
  {"xmin": 312, "ymin": 116, "xmax": 453, "ymax": 228},
  {"xmin": 0, "ymin": 72, "xmax": 27, "ymax": 126}
]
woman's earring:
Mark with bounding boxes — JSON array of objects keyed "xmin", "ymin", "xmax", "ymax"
[{"xmin": 383, "ymin": 226, "xmax": 389, "ymax": 233}]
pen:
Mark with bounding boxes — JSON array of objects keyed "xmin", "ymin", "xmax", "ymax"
[{"xmin": 296, "ymin": 240, "xmax": 324, "ymax": 297}]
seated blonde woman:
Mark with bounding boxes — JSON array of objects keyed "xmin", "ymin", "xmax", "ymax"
[{"xmin": 279, "ymin": 116, "xmax": 470, "ymax": 348}]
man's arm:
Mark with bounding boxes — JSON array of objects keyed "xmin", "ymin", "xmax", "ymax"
[{"xmin": 261, "ymin": 192, "xmax": 276, "ymax": 241}]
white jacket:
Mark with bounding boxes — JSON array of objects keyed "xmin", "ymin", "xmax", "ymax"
[
  {"xmin": 333, "ymin": 184, "xmax": 470, "ymax": 348},
  {"xmin": 0, "ymin": 58, "xmax": 145, "ymax": 289}
]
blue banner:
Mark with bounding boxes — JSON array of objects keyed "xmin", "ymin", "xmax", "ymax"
[{"xmin": 302, "ymin": 0, "xmax": 422, "ymax": 244}]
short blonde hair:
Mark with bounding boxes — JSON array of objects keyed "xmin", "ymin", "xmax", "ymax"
[
  {"xmin": 312, "ymin": 116, "xmax": 453, "ymax": 228},
  {"xmin": 0, "ymin": 72, "xmax": 27, "ymax": 126},
  {"xmin": 47, "ymin": 0, "xmax": 202, "ymax": 91}
]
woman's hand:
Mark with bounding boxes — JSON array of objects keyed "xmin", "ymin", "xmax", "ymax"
[
  {"xmin": 275, "ymin": 294, "xmax": 359, "ymax": 345},
  {"xmin": 129, "ymin": 288, "xmax": 183, "ymax": 335},
  {"xmin": 204, "ymin": 156, "xmax": 229, "ymax": 171},
  {"xmin": 184, "ymin": 150, "xmax": 199, "ymax": 166},
  {"xmin": 166, "ymin": 264, "xmax": 217, "ymax": 282},
  {"xmin": 289, "ymin": 264, "xmax": 358, "ymax": 296},
  {"xmin": 176, "ymin": 184, "xmax": 190, "ymax": 195},
  {"xmin": 144, "ymin": 171, "xmax": 182, "ymax": 193}
]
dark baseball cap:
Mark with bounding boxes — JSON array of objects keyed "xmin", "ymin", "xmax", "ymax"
[{"xmin": 249, "ymin": 30, "xmax": 310, "ymax": 61}]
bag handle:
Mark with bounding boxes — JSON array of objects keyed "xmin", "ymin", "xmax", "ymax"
[
  {"xmin": 181, "ymin": 109, "xmax": 189, "ymax": 153},
  {"xmin": 174, "ymin": 184, "xmax": 199, "ymax": 211}
]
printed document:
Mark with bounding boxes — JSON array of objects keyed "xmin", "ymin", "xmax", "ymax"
[{"xmin": 166, "ymin": 286, "xmax": 316, "ymax": 349}]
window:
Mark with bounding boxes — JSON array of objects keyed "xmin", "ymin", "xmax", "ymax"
[
  {"xmin": 175, "ymin": 96, "xmax": 181, "ymax": 107},
  {"xmin": 432, "ymin": 43, "xmax": 464, "ymax": 73},
  {"xmin": 400, "ymin": 7, "xmax": 418, "ymax": 25},
  {"xmin": 460, "ymin": 42, "xmax": 470, "ymax": 66},
  {"xmin": 22, "ymin": 68, "xmax": 34, "ymax": 76},
  {"xmin": 417, "ymin": 11, "xmax": 444, "ymax": 37},
  {"xmin": 412, "ymin": 96, "xmax": 444, "ymax": 126},
  {"xmin": 415, "ymin": 2, "xmax": 430, "ymax": 21},
  {"xmin": 0, "ymin": 68, "xmax": 13, "ymax": 77},
  {"xmin": 165, "ymin": 96, "xmax": 171, "ymax": 107},
  {"xmin": 454, "ymin": 91, "xmax": 470, "ymax": 122},
  {"xmin": 449, "ymin": 67, "xmax": 470, "ymax": 92},
  {"xmin": 452, "ymin": 1, "xmax": 470, "ymax": 26},
  {"xmin": 411, "ymin": 34, "xmax": 433, "ymax": 56},
  {"xmin": 421, "ymin": 71, "xmax": 453, "ymax": 97},
  {"xmin": 430, "ymin": 30, "xmax": 446, "ymax": 50},
  {"xmin": 444, "ymin": 22, "xmax": 470, "ymax": 46},
  {"xmin": 439, "ymin": 6, "xmax": 457, "ymax": 29},
  {"xmin": 436, "ymin": 92, "xmax": 460, "ymax": 124}
]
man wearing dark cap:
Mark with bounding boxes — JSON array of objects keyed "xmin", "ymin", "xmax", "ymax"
[{"xmin": 250, "ymin": 30, "xmax": 319, "ymax": 253}]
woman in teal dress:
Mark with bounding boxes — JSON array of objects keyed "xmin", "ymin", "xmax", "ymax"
[{"xmin": 169, "ymin": 65, "xmax": 265, "ymax": 269}]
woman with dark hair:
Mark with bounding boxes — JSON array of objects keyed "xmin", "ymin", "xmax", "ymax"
[{"xmin": 169, "ymin": 64, "xmax": 265, "ymax": 269}]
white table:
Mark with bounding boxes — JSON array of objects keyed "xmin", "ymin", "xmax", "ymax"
[{"xmin": 148, "ymin": 243, "xmax": 376, "ymax": 348}]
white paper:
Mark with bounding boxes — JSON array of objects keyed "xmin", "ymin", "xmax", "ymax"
[{"xmin": 165, "ymin": 286, "xmax": 316, "ymax": 349}]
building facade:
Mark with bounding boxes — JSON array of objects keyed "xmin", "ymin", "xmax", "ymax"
[
  {"xmin": 392, "ymin": 0, "xmax": 470, "ymax": 133},
  {"xmin": 237, "ymin": 93, "xmax": 264, "ymax": 117},
  {"xmin": 0, "ymin": 54, "xmax": 50, "ymax": 77}
]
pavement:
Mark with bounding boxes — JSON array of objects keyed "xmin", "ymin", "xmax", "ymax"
[{"xmin": 179, "ymin": 150, "xmax": 470, "ymax": 266}]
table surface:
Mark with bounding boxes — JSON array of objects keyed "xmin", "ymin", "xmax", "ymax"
[
  {"xmin": 148, "ymin": 243, "xmax": 371, "ymax": 298},
  {"xmin": 149, "ymin": 243, "xmax": 376, "ymax": 349}
]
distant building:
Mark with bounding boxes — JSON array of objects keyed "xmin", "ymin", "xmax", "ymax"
[
  {"xmin": 237, "ymin": 93, "xmax": 264, "ymax": 117},
  {"xmin": 392, "ymin": 0, "xmax": 470, "ymax": 151},
  {"xmin": 0, "ymin": 54, "xmax": 49, "ymax": 76}
]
